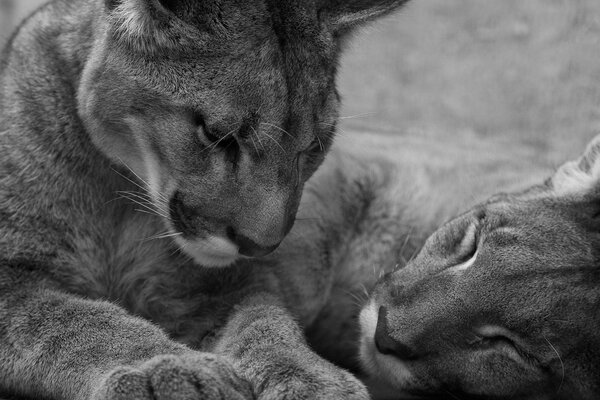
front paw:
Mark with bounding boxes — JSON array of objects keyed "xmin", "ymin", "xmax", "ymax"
[
  {"xmin": 92, "ymin": 353, "xmax": 254, "ymax": 400},
  {"xmin": 254, "ymin": 353, "xmax": 369, "ymax": 400}
]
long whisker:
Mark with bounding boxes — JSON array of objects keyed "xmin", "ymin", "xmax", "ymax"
[
  {"xmin": 261, "ymin": 122, "xmax": 294, "ymax": 139},
  {"xmin": 120, "ymin": 193, "xmax": 169, "ymax": 219},
  {"xmin": 111, "ymin": 167, "xmax": 148, "ymax": 194},
  {"xmin": 114, "ymin": 158, "xmax": 170, "ymax": 203},
  {"xmin": 339, "ymin": 112, "xmax": 376, "ymax": 120},
  {"xmin": 133, "ymin": 208, "xmax": 168, "ymax": 219},
  {"xmin": 118, "ymin": 158, "xmax": 160, "ymax": 198},
  {"xmin": 201, "ymin": 127, "xmax": 238, "ymax": 154},
  {"xmin": 127, "ymin": 197, "xmax": 169, "ymax": 217},
  {"xmin": 248, "ymin": 132, "xmax": 259, "ymax": 155},
  {"xmin": 316, "ymin": 136, "xmax": 324, "ymax": 151},
  {"xmin": 360, "ymin": 284, "xmax": 370, "ymax": 298},
  {"xmin": 399, "ymin": 229, "xmax": 414, "ymax": 259},
  {"xmin": 544, "ymin": 336, "xmax": 565, "ymax": 394},
  {"xmin": 345, "ymin": 289, "xmax": 368, "ymax": 307},
  {"xmin": 251, "ymin": 126, "xmax": 265, "ymax": 151},
  {"xmin": 443, "ymin": 389, "xmax": 464, "ymax": 400},
  {"xmin": 141, "ymin": 231, "xmax": 183, "ymax": 242},
  {"xmin": 262, "ymin": 132, "xmax": 285, "ymax": 153}
]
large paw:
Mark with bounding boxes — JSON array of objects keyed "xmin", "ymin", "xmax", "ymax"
[
  {"xmin": 255, "ymin": 353, "xmax": 370, "ymax": 400},
  {"xmin": 92, "ymin": 353, "xmax": 254, "ymax": 400}
]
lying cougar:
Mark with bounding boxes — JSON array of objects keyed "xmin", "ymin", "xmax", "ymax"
[
  {"xmin": 359, "ymin": 135, "xmax": 600, "ymax": 399},
  {"xmin": 0, "ymin": 0, "xmax": 409, "ymax": 399}
]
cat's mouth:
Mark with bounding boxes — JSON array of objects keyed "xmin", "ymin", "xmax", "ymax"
[
  {"xmin": 358, "ymin": 301, "xmax": 421, "ymax": 395},
  {"xmin": 173, "ymin": 235, "xmax": 240, "ymax": 267}
]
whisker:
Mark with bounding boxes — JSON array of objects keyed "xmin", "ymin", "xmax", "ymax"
[
  {"xmin": 142, "ymin": 231, "xmax": 183, "ymax": 242},
  {"xmin": 316, "ymin": 136, "xmax": 324, "ymax": 151},
  {"xmin": 339, "ymin": 112, "xmax": 376, "ymax": 120},
  {"xmin": 248, "ymin": 133, "xmax": 259, "ymax": 155},
  {"xmin": 201, "ymin": 127, "xmax": 238, "ymax": 155},
  {"xmin": 443, "ymin": 389, "xmax": 463, "ymax": 400},
  {"xmin": 544, "ymin": 336, "xmax": 565, "ymax": 394},
  {"xmin": 170, "ymin": 244, "xmax": 185, "ymax": 257},
  {"xmin": 112, "ymin": 167, "xmax": 148, "ymax": 193},
  {"xmin": 117, "ymin": 158, "xmax": 156, "ymax": 194},
  {"xmin": 121, "ymin": 193, "xmax": 169, "ymax": 215},
  {"xmin": 360, "ymin": 284, "xmax": 370, "ymax": 298},
  {"xmin": 407, "ymin": 245, "xmax": 421, "ymax": 263},
  {"xmin": 261, "ymin": 122, "xmax": 294, "ymax": 139},
  {"xmin": 133, "ymin": 208, "xmax": 167, "ymax": 219},
  {"xmin": 262, "ymin": 131, "xmax": 285, "ymax": 153},
  {"xmin": 115, "ymin": 158, "xmax": 170, "ymax": 203},
  {"xmin": 120, "ymin": 194, "xmax": 169, "ymax": 219},
  {"xmin": 251, "ymin": 126, "xmax": 265, "ymax": 151},
  {"xmin": 399, "ymin": 229, "xmax": 414, "ymax": 260},
  {"xmin": 345, "ymin": 289, "xmax": 368, "ymax": 307},
  {"xmin": 117, "ymin": 190, "xmax": 152, "ymax": 202}
]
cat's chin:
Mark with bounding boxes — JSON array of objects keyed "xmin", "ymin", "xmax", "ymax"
[{"xmin": 175, "ymin": 236, "xmax": 240, "ymax": 268}]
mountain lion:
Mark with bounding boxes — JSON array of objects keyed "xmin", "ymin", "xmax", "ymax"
[
  {"xmin": 359, "ymin": 135, "xmax": 600, "ymax": 399},
  {"xmin": 0, "ymin": 0, "xmax": 408, "ymax": 399}
]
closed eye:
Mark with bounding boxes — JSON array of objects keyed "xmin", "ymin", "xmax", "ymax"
[
  {"xmin": 447, "ymin": 222, "xmax": 479, "ymax": 273},
  {"xmin": 472, "ymin": 326, "xmax": 540, "ymax": 366}
]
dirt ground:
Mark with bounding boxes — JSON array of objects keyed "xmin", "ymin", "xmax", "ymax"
[{"xmin": 3, "ymin": 0, "xmax": 599, "ymax": 165}]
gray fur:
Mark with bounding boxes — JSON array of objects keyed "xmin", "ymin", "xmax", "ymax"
[
  {"xmin": 361, "ymin": 135, "xmax": 600, "ymax": 399},
  {"xmin": 0, "ymin": 0, "xmax": 408, "ymax": 399}
]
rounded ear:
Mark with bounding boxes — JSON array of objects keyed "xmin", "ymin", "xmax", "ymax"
[
  {"xmin": 104, "ymin": 0, "xmax": 208, "ymax": 54},
  {"xmin": 320, "ymin": 0, "xmax": 410, "ymax": 34},
  {"xmin": 551, "ymin": 134, "xmax": 600, "ymax": 197}
]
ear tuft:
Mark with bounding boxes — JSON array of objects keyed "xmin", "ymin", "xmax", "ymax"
[
  {"xmin": 322, "ymin": 0, "xmax": 410, "ymax": 33},
  {"xmin": 551, "ymin": 134, "xmax": 600, "ymax": 197}
]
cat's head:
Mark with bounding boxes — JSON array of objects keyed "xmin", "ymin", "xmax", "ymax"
[
  {"xmin": 79, "ymin": 0, "xmax": 409, "ymax": 266},
  {"xmin": 360, "ymin": 135, "xmax": 600, "ymax": 399}
]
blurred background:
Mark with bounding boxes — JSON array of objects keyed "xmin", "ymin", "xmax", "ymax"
[{"xmin": 1, "ymin": 0, "xmax": 599, "ymax": 165}]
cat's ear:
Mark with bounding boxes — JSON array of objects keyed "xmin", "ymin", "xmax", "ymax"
[
  {"xmin": 551, "ymin": 135, "xmax": 600, "ymax": 197},
  {"xmin": 103, "ymin": 0, "xmax": 206, "ymax": 54},
  {"xmin": 105, "ymin": 0, "xmax": 178, "ymax": 13},
  {"xmin": 320, "ymin": 0, "xmax": 410, "ymax": 34}
]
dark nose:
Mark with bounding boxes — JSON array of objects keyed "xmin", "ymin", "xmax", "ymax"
[
  {"xmin": 226, "ymin": 227, "xmax": 281, "ymax": 258},
  {"xmin": 375, "ymin": 306, "xmax": 418, "ymax": 360}
]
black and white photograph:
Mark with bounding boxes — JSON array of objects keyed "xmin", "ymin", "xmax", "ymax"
[{"xmin": 1, "ymin": 1, "xmax": 599, "ymax": 399}]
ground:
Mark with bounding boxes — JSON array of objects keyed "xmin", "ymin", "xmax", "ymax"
[{"xmin": 338, "ymin": 0, "xmax": 600, "ymax": 165}]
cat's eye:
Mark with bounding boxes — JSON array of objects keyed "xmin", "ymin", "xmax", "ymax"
[
  {"xmin": 202, "ymin": 128, "xmax": 220, "ymax": 144},
  {"xmin": 193, "ymin": 113, "xmax": 239, "ymax": 165},
  {"xmin": 194, "ymin": 116, "xmax": 219, "ymax": 144},
  {"xmin": 471, "ymin": 326, "xmax": 538, "ymax": 365}
]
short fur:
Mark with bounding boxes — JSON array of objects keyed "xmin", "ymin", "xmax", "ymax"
[
  {"xmin": 360, "ymin": 134, "xmax": 600, "ymax": 400},
  {"xmin": 0, "ymin": 0, "xmax": 408, "ymax": 399}
]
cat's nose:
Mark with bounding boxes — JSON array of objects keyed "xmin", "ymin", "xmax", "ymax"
[
  {"xmin": 375, "ymin": 306, "xmax": 418, "ymax": 360},
  {"xmin": 226, "ymin": 226, "xmax": 281, "ymax": 258}
]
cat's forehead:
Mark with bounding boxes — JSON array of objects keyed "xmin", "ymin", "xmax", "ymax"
[{"xmin": 168, "ymin": 1, "xmax": 337, "ymax": 54}]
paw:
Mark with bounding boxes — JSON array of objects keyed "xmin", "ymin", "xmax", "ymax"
[
  {"xmin": 92, "ymin": 353, "xmax": 254, "ymax": 400},
  {"xmin": 255, "ymin": 354, "xmax": 370, "ymax": 400}
]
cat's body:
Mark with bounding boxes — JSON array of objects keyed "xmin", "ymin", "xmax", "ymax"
[
  {"xmin": 359, "ymin": 134, "xmax": 600, "ymax": 399},
  {"xmin": 0, "ymin": 0, "xmax": 409, "ymax": 398}
]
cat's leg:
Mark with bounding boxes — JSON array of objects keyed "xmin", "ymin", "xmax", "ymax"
[
  {"xmin": 0, "ymin": 264, "xmax": 253, "ymax": 400},
  {"xmin": 215, "ymin": 292, "xmax": 370, "ymax": 400}
]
